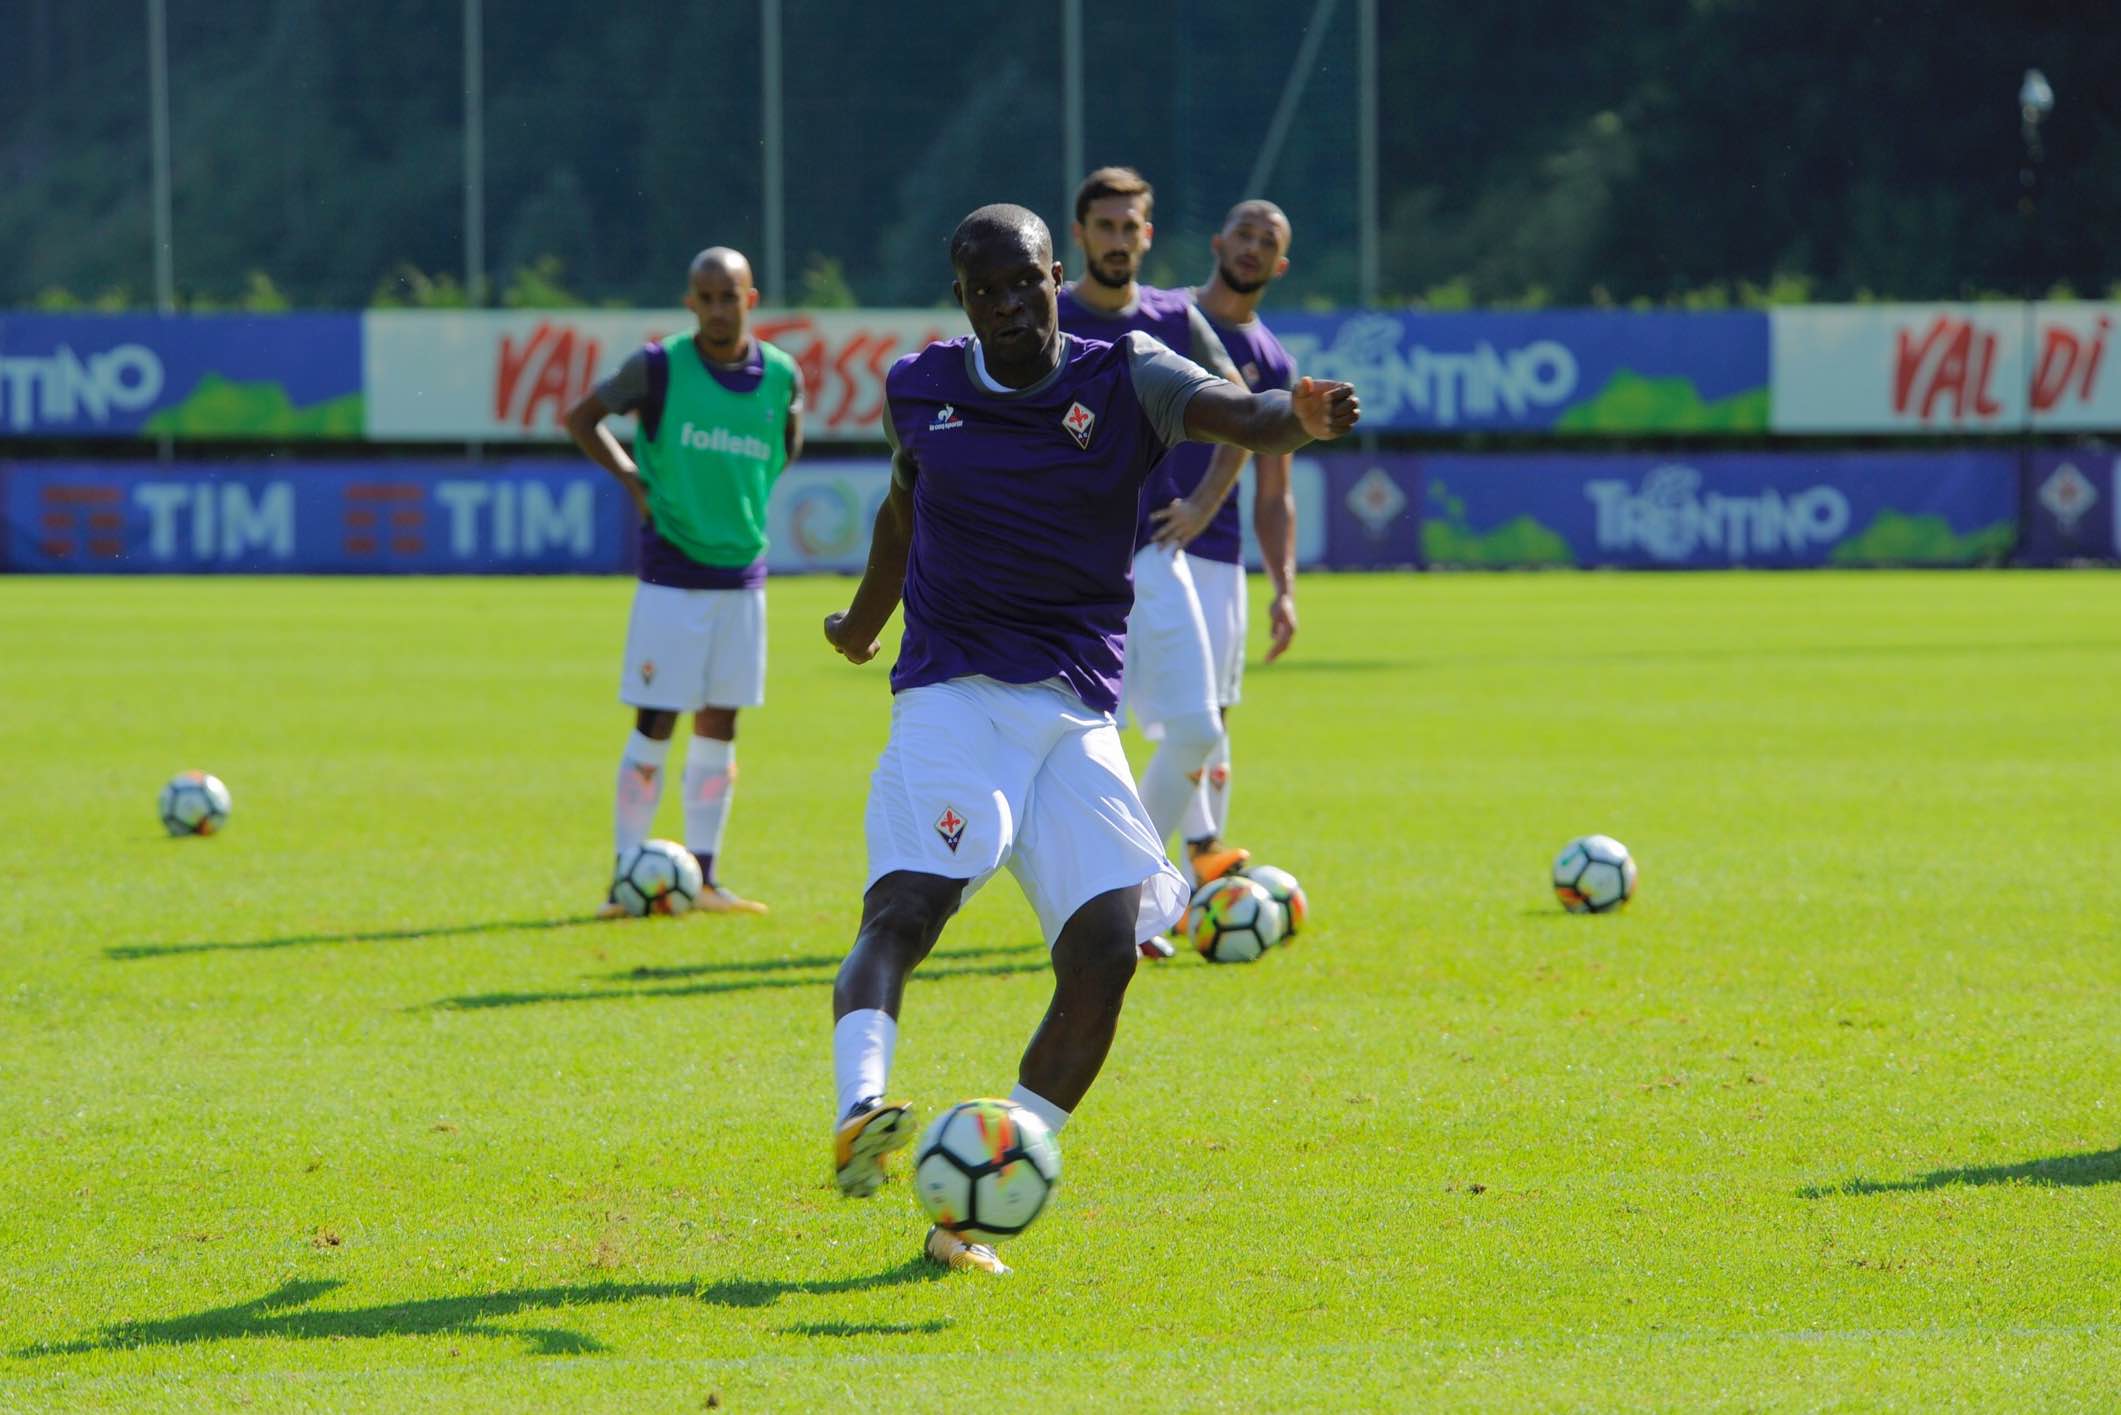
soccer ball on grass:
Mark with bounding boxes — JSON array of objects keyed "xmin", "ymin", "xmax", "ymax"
[
  {"xmin": 1553, "ymin": 834, "xmax": 1637, "ymax": 913},
  {"xmin": 159, "ymin": 771, "xmax": 232, "ymax": 837},
  {"xmin": 610, "ymin": 839, "xmax": 705, "ymax": 916},
  {"xmin": 913, "ymin": 1098, "xmax": 1060, "ymax": 1243},
  {"xmin": 1183, "ymin": 875, "xmax": 1286, "ymax": 963},
  {"xmin": 1236, "ymin": 864, "xmax": 1308, "ymax": 939}
]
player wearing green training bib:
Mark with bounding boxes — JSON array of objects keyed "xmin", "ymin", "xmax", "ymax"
[{"xmin": 564, "ymin": 247, "xmax": 804, "ymax": 916}]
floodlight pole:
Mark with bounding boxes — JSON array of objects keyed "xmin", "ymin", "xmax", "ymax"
[
  {"xmin": 1062, "ymin": 0, "xmax": 1083, "ymax": 233},
  {"xmin": 2016, "ymin": 68, "xmax": 2053, "ymax": 554},
  {"xmin": 147, "ymin": 0, "xmax": 174, "ymax": 313},
  {"xmin": 762, "ymin": 0, "xmax": 785, "ymax": 304},
  {"xmin": 463, "ymin": 0, "xmax": 485, "ymax": 306},
  {"xmin": 1357, "ymin": 0, "xmax": 1379, "ymax": 309},
  {"xmin": 2018, "ymin": 72, "xmax": 2053, "ymax": 424}
]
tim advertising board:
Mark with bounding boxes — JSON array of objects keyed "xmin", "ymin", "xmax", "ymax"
[
  {"xmin": 1771, "ymin": 304, "xmax": 2121, "ymax": 432},
  {"xmin": 1273, "ymin": 310, "xmax": 1769, "ymax": 434},
  {"xmin": 1, "ymin": 462, "xmax": 631, "ymax": 573},
  {"xmin": 1415, "ymin": 451, "xmax": 2017, "ymax": 569},
  {"xmin": 0, "ymin": 314, "xmax": 364, "ymax": 439},
  {"xmin": 362, "ymin": 310, "xmax": 953, "ymax": 443}
]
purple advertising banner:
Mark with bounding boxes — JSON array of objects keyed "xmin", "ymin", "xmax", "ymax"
[
  {"xmin": 2019, "ymin": 448, "xmax": 2120, "ymax": 563},
  {"xmin": 1409, "ymin": 451, "xmax": 2018, "ymax": 569}
]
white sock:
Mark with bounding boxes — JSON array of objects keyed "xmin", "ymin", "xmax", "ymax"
[
  {"xmin": 682, "ymin": 735, "xmax": 736, "ymax": 880},
  {"xmin": 1137, "ymin": 709, "xmax": 1222, "ymax": 847},
  {"xmin": 1179, "ymin": 730, "xmax": 1231, "ymax": 844},
  {"xmin": 613, "ymin": 729, "xmax": 673, "ymax": 854},
  {"xmin": 834, "ymin": 1008, "xmax": 898, "ymax": 1123},
  {"xmin": 1008, "ymin": 1083, "xmax": 1071, "ymax": 1136}
]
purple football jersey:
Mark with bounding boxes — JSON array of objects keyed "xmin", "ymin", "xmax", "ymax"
[
  {"xmin": 1057, "ymin": 285, "xmax": 1241, "ymax": 548},
  {"xmin": 1162, "ymin": 310, "xmax": 1298, "ymax": 565},
  {"xmin": 882, "ymin": 333, "xmax": 1220, "ymax": 713}
]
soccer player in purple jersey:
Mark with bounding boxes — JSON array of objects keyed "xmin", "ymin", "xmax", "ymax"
[
  {"xmin": 820, "ymin": 204, "xmax": 1357, "ymax": 1274},
  {"xmin": 1057, "ymin": 170, "xmax": 1259, "ymax": 954},
  {"xmin": 1150, "ymin": 199, "xmax": 1304, "ymax": 867}
]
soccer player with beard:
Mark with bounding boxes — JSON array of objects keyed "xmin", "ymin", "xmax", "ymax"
[
  {"xmin": 1151, "ymin": 199, "xmax": 1304, "ymax": 865},
  {"xmin": 1055, "ymin": 168, "xmax": 1255, "ymax": 955},
  {"xmin": 821, "ymin": 204, "xmax": 1358, "ymax": 1273}
]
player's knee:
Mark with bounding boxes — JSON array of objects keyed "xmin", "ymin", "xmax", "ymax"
[
  {"xmin": 1053, "ymin": 887, "xmax": 1141, "ymax": 1003},
  {"xmin": 857, "ymin": 872, "xmax": 962, "ymax": 959},
  {"xmin": 635, "ymin": 708, "xmax": 678, "ymax": 740},
  {"xmin": 1159, "ymin": 708, "xmax": 1224, "ymax": 765},
  {"xmin": 1075, "ymin": 936, "xmax": 1138, "ymax": 1003}
]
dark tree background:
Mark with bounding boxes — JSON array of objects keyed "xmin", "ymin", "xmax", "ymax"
[{"xmin": 2, "ymin": 0, "xmax": 2113, "ymax": 309}]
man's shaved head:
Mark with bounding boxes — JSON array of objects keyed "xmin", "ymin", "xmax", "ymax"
[
  {"xmin": 1222, "ymin": 199, "xmax": 1291, "ymax": 248},
  {"xmin": 683, "ymin": 246, "xmax": 759, "ymax": 359},
  {"xmin": 690, "ymin": 246, "xmax": 753, "ymax": 285},
  {"xmin": 949, "ymin": 205, "xmax": 1053, "ymax": 273}
]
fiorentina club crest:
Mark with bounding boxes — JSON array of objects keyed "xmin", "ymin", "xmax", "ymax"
[
  {"xmin": 934, "ymin": 805, "xmax": 967, "ymax": 853},
  {"xmin": 639, "ymin": 659, "xmax": 657, "ymax": 685},
  {"xmin": 1061, "ymin": 400, "xmax": 1096, "ymax": 449}
]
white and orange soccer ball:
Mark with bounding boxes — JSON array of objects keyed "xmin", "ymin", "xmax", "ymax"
[
  {"xmin": 1183, "ymin": 875, "xmax": 1286, "ymax": 963},
  {"xmin": 913, "ymin": 1098, "xmax": 1061, "ymax": 1243},
  {"xmin": 1553, "ymin": 834, "xmax": 1638, "ymax": 913},
  {"xmin": 159, "ymin": 770, "xmax": 232, "ymax": 837},
  {"xmin": 1236, "ymin": 864, "xmax": 1308, "ymax": 939},
  {"xmin": 610, "ymin": 839, "xmax": 705, "ymax": 916}
]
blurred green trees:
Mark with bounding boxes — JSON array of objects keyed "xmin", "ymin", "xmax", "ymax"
[{"xmin": 2, "ymin": 0, "xmax": 2111, "ymax": 310}]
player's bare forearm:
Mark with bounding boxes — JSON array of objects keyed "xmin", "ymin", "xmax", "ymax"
[
  {"xmin": 827, "ymin": 480, "xmax": 913, "ymax": 663},
  {"xmin": 1255, "ymin": 451, "xmax": 1299, "ymax": 660},
  {"xmin": 1152, "ymin": 442, "xmax": 1250, "ymax": 548},
  {"xmin": 1183, "ymin": 376, "xmax": 1358, "ymax": 456},
  {"xmin": 1253, "ymin": 452, "xmax": 1297, "ymax": 598},
  {"xmin": 564, "ymin": 393, "xmax": 646, "ymax": 509}
]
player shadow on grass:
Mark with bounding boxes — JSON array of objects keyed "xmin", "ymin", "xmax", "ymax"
[
  {"xmin": 20, "ymin": 1264, "xmax": 945, "ymax": 1359},
  {"xmin": 1800, "ymin": 1146, "xmax": 2121, "ymax": 1198},
  {"xmin": 106, "ymin": 913, "xmax": 609, "ymax": 961},
  {"xmin": 596, "ymin": 942, "xmax": 1039, "ymax": 984},
  {"xmin": 428, "ymin": 948, "xmax": 1050, "ymax": 1012}
]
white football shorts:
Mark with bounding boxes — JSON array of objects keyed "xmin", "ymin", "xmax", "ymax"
[
  {"xmin": 1186, "ymin": 555, "xmax": 1247, "ymax": 709},
  {"xmin": 618, "ymin": 582, "xmax": 767, "ymax": 711},
  {"xmin": 1119, "ymin": 543, "xmax": 1219, "ymax": 740},
  {"xmin": 864, "ymin": 675, "xmax": 1188, "ymax": 947}
]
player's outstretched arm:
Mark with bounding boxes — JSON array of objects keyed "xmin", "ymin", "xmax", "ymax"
[
  {"xmin": 1184, "ymin": 376, "xmax": 1358, "ymax": 456},
  {"xmin": 563, "ymin": 391, "xmax": 648, "ymax": 517},
  {"xmin": 824, "ymin": 476, "xmax": 913, "ymax": 666}
]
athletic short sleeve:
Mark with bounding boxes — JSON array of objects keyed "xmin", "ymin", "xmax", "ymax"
[
  {"xmin": 1121, "ymin": 331, "xmax": 1223, "ymax": 449},
  {"xmin": 595, "ymin": 348, "xmax": 653, "ymax": 415},
  {"xmin": 1184, "ymin": 304, "xmax": 1242, "ymax": 383}
]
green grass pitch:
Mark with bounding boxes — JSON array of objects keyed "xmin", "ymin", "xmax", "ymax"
[{"xmin": 2, "ymin": 570, "xmax": 2118, "ymax": 1412}]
